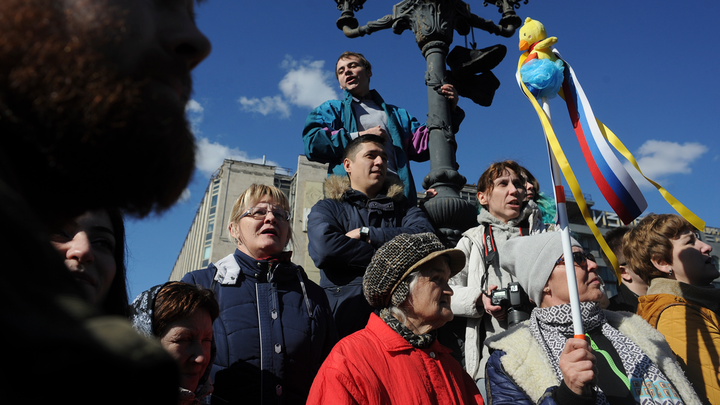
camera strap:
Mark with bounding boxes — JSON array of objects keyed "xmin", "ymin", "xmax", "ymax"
[{"xmin": 481, "ymin": 224, "xmax": 529, "ymax": 291}]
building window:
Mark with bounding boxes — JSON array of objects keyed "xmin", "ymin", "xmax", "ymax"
[{"xmin": 201, "ymin": 180, "xmax": 220, "ymax": 268}]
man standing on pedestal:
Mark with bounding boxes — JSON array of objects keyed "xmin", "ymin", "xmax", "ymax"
[
  {"xmin": 303, "ymin": 51, "xmax": 464, "ymax": 206},
  {"xmin": 307, "ymin": 135, "xmax": 434, "ymax": 338}
]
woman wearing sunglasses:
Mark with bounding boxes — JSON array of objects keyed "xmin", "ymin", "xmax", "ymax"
[
  {"xmin": 484, "ymin": 232, "xmax": 700, "ymax": 405},
  {"xmin": 182, "ymin": 184, "xmax": 337, "ymax": 404},
  {"xmin": 627, "ymin": 214, "xmax": 719, "ymax": 405}
]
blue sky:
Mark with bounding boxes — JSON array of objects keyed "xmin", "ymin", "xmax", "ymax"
[{"xmin": 125, "ymin": 0, "xmax": 720, "ymax": 300}]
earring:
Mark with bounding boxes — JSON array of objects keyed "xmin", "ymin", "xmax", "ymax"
[
  {"xmin": 669, "ymin": 269, "xmax": 673, "ymax": 277},
  {"xmin": 543, "ymin": 288, "xmax": 550, "ymax": 294}
]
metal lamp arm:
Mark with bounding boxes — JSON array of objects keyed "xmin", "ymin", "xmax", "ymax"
[
  {"xmin": 340, "ymin": 14, "xmax": 397, "ymax": 38},
  {"xmin": 465, "ymin": 11, "xmax": 520, "ymax": 38}
]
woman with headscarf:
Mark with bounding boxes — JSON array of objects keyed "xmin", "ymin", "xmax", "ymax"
[
  {"xmin": 308, "ymin": 232, "xmax": 483, "ymax": 405},
  {"xmin": 484, "ymin": 232, "xmax": 701, "ymax": 405},
  {"xmin": 131, "ymin": 281, "xmax": 219, "ymax": 405},
  {"xmin": 627, "ymin": 214, "xmax": 719, "ymax": 404}
]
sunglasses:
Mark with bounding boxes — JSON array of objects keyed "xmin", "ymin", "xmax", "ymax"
[
  {"xmin": 239, "ymin": 204, "xmax": 291, "ymax": 222},
  {"xmin": 556, "ymin": 251, "xmax": 595, "ymax": 267}
]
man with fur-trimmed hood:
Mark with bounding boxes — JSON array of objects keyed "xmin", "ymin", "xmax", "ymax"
[{"xmin": 307, "ymin": 135, "xmax": 434, "ymax": 338}]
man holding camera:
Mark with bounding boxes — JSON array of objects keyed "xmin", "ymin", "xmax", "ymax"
[{"xmin": 446, "ymin": 161, "xmax": 546, "ymax": 397}]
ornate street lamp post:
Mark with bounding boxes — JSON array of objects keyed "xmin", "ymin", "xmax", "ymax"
[{"xmin": 333, "ymin": 0, "xmax": 528, "ymax": 246}]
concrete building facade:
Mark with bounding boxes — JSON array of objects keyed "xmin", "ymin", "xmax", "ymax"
[
  {"xmin": 170, "ymin": 157, "xmax": 720, "ymax": 291},
  {"xmin": 169, "ymin": 156, "xmax": 327, "ymax": 282}
]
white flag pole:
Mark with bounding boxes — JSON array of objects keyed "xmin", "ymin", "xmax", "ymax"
[{"xmin": 542, "ymin": 97, "xmax": 584, "ymax": 339}]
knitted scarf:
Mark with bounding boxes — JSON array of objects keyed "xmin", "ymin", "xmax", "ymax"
[
  {"xmin": 380, "ymin": 308, "xmax": 437, "ymax": 349},
  {"xmin": 529, "ymin": 302, "xmax": 684, "ymax": 405}
]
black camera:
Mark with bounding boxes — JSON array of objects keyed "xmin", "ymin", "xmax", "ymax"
[{"xmin": 490, "ymin": 282, "xmax": 531, "ymax": 327}]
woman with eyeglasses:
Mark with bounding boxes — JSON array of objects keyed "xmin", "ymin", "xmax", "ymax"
[
  {"xmin": 182, "ymin": 184, "xmax": 337, "ymax": 404},
  {"xmin": 627, "ymin": 214, "xmax": 719, "ymax": 405},
  {"xmin": 484, "ymin": 232, "xmax": 700, "ymax": 405}
]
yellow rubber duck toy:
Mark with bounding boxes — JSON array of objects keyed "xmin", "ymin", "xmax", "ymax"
[
  {"xmin": 518, "ymin": 17, "xmax": 564, "ymax": 99},
  {"xmin": 519, "ymin": 17, "xmax": 558, "ymax": 64}
]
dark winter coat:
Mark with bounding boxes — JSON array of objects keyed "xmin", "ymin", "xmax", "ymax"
[
  {"xmin": 607, "ymin": 282, "xmax": 640, "ymax": 313},
  {"xmin": 181, "ymin": 249, "xmax": 336, "ymax": 405},
  {"xmin": 306, "ymin": 175, "xmax": 434, "ymax": 337},
  {"xmin": 307, "ymin": 175, "xmax": 434, "ymax": 289}
]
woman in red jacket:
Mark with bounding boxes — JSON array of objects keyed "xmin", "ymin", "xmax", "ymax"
[{"xmin": 307, "ymin": 232, "xmax": 483, "ymax": 405}]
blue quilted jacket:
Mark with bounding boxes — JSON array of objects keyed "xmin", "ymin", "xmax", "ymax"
[{"xmin": 182, "ymin": 249, "xmax": 337, "ymax": 404}]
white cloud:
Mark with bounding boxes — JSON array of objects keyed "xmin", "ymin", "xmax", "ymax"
[
  {"xmin": 278, "ymin": 57, "xmax": 339, "ymax": 109},
  {"xmin": 237, "ymin": 56, "xmax": 339, "ymax": 118},
  {"xmin": 238, "ymin": 95, "xmax": 291, "ymax": 118},
  {"xmin": 185, "ymin": 99, "xmax": 204, "ymax": 135},
  {"xmin": 178, "ymin": 188, "xmax": 192, "ymax": 203},
  {"xmin": 194, "ymin": 137, "xmax": 282, "ymax": 177},
  {"xmin": 186, "ymin": 100, "xmax": 288, "ymax": 177},
  {"xmin": 624, "ymin": 140, "xmax": 708, "ymax": 188}
]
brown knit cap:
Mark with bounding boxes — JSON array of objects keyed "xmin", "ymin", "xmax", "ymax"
[{"xmin": 363, "ymin": 233, "xmax": 466, "ymax": 308}]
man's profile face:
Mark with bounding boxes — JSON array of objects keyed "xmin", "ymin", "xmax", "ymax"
[
  {"xmin": 0, "ymin": 0, "xmax": 212, "ymax": 221},
  {"xmin": 90, "ymin": 0, "xmax": 211, "ymax": 109},
  {"xmin": 344, "ymin": 141, "xmax": 387, "ymax": 196},
  {"xmin": 336, "ymin": 56, "xmax": 371, "ymax": 98}
]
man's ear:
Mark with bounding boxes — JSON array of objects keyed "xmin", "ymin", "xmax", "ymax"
[
  {"xmin": 619, "ymin": 266, "xmax": 634, "ymax": 283},
  {"xmin": 650, "ymin": 257, "xmax": 672, "ymax": 275},
  {"xmin": 477, "ymin": 191, "xmax": 488, "ymax": 206},
  {"xmin": 343, "ymin": 157, "xmax": 352, "ymax": 174}
]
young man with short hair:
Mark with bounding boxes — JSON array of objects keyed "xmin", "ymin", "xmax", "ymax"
[
  {"xmin": 303, "ymin": 51, "xmax": 465, "ymax": 206},
  {"xmin": 603, "ymin": 226, "xmax": 649, "ymax": 312},
  {"xmin": 307, "ymin": 135, "xmax": 434, "ymax": 337}
]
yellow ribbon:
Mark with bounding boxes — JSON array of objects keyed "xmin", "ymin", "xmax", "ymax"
[
  {"xmin": 594, "ymin": 121, "xmax": 705, "ymax": 231},
  {"xmin": 517, "ymin": 53, "xmax": 705, "ymax": 282},
  {"xmin": 518, "ymin": 53, "xmax": 620, "ymax": 280}
]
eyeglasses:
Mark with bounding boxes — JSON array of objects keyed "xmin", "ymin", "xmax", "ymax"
[
  {"xmin": 239, "ymin": 205, "xmax": 291, "ymax": 222},
  {"xmin": 556, "ymin": 251, "xmax": 595, "ymax": 267}
]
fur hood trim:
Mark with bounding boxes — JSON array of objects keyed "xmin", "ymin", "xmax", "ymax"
[{"xmin": 323, "ymin": 174, "xmax": 405, "ymax": 201}]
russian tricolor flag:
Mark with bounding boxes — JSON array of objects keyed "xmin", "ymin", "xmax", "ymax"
[{"xmin": 558, "ymin": 52, "xmax": 647, "ymax": 224}]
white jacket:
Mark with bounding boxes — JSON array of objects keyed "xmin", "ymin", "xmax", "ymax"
[{"xmin": 449, "ymin": 201, "xmax": 545, "ymax": 379}]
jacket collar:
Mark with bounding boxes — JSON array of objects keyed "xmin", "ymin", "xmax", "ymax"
[
  {"xmin": 213, "ymin": 249, "xmax": 299, "ymax": 285},
  {"xmin": 323, "ymin": 174, "xmax": 405, "ymax": 202},
  {"xmin": 345, "ymin": 89, "xmax": 384, "ymax": 106},
  {"xmin": 646, "ymin": 277, "xmax": 720, "ymax": 314},
  {"xmin": 367, "ymin": 313, "xmax": 451, "ymax": 355},
  {"xmin": 476, "ymin": 199, "xmax": 539, "ymax": 229}
]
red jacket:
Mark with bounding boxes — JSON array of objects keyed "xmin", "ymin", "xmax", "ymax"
[{"xmin": 307, "ymin": 313, "xmax": 483, "ymax": 405}]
